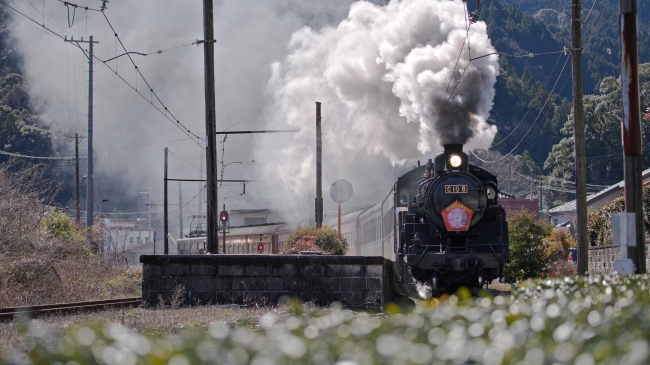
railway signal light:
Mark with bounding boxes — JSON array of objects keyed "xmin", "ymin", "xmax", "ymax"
[
  {"xmin": 219, "ymin": 210, "xmax": 228, "ymax": 223},
  {"xmin": 258, "ymin": 244, "xmax": 264, "ymax": 253}
]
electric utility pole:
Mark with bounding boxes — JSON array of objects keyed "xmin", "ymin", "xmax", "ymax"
[
  {"xmin": 179, "ymin": 181, "xmax": 183, "ymax": 239},
  {"xmin": 164, "ymin": 148, "xmax": 169, "ymax": 255},
  {"xmin": 203, "ymin": 0, "xmax": 219, "ymax": 253},
  {"xmin": 65, "ymin": 36, "xmax": 98, "ymax": 247},
  {"xmin": 571, "ymin": 0, "xmax": 588, "ymax": 274},
  {"xmin": 141, "ymin": 187, "xmax": 154, "ymax": 243},
  {"xmin": 620, "ymin": 0, "xmax": 645, "ymax": 272},
  {"xmin": 315, "ymin": 102, "xmax": 323, "ymax": 228},
  {"xmin": 75, "ymin": 133, "xmax": 81, "ymax": 226}
]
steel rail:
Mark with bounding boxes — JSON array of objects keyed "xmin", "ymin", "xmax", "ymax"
[{"xmin": 0, "ymin": 297, "xmax": 142, "ymax": 320}]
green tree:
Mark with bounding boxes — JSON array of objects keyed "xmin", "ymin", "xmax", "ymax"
[
  {"xmin": 545, "ymin": 64, "xmax": 650, "ymax": 187},
  {"xmin": 503, "ymin": 209, "xmax": 553, "ymax": 282}
]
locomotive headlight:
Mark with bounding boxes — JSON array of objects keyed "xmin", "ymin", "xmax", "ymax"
[
  {"xmin": 487, "ymin": 186, "xmax": 497, "ymax": 200},
  {"xmin": 449, "ymin": 154, "xmax": 462, "ymax": 168}
]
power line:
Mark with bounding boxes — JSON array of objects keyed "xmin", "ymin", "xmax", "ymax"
[
  {"xmin": 102, "ymin": 41, "xmax": 198, "ymax": 62},
  {"xmin": 0, "ymin": 0, "xmax": 206, "ymax": 156},
  {"xmin": 98, "ymin": 138, "xmax": 191, "ymax": 151},
  {"xmin": 0, "ymin": 149, "xmax": 78, "ymax": 160},
  {"xmin": 471, "ymin": 53, "xmax": 571, "ymax": 164},
  {"xmin": 168, "ymin": 149, "xmax": 202, "ymax": 172},
  {"xmin": 100, "ymin": 11, "xmax": 205, "ymax": 148},
  {"xmin": 222, "ymin": 105, "xmax": 272, "ymax": 132},
  {"xmin": 491, "ymin": 52, "xmax": 564, "ymax": 148}
]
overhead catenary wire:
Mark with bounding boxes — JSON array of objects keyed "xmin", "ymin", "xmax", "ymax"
[
  {"xmin": 102, "ymin": 42, "xmax": 198, "ymax": 63},
  {"xmin": 168, "ymin": 149, "xmax": 202, "ymax": 172},
  {"xmin": 100, "ymin": 11, "xmax": 204, "ymax": 148},
  {"xmin": 0, "ymin": 0, "xmax": 206, "ymax": 152}
]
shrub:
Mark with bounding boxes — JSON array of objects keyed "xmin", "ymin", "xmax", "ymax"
[
  {"xmin": 0, "ymin": 164, "xmax": 139, "ymax": 307},
  {"xmin": 587, "ymin": 185, "xmax": 650, "ymax": 246},
  {"xmin": 43, "ymin": 210, "xmax": 80, "ymax": 239},
  {"xmin": 545, "ymin": 229, "xmax": 574, "ymax": 263},
  {"xmin": 503, "ymin": 209, "xmax": 553, "ymax": 282},
  {"xmin": 544, "ymin": 229, "xmax": 577, "ymax": 277},
  {"xmin": 284, "ymin": 227, "xmax": 348, "ymax": 255}
]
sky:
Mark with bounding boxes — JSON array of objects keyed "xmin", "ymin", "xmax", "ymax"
[{"xmin": 9, "ymin": 0, "xmax": 499, "ymax": 225}]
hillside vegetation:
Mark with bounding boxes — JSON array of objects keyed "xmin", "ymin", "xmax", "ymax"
[{"xmin": 0, "ymin": 164, "xmax": 140, "ymax": 307}]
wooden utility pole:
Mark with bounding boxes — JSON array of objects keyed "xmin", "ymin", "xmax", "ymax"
[
  {"xmin": 203, "ymin": 0, "xmax": 219, "ymax": 253},
  {"xmin": 571, "ymin": 0, "xmax": 589, "ymax": 274},
  {"xmin": 164, "ymin": 147, "xmax": 169, "ymax": 255},
  {"xmin": 315, "ymin": 102, "xmax": 323, "ymax": 228},
  {"xmin": 620, "ymin": 0, "xmax": 645, "ymax": 272}
]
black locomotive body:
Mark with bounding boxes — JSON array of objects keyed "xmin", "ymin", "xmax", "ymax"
[{"xmin": 395, "ymin": 144, "xmax": 509, "ymax": 293}]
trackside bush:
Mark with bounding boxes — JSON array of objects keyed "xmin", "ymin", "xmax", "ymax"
[
  {"xmin": 503, "ymin": 209, "xmax": 553, "ymax": 282},
  {"xmin": 284, "ymin": 227, "xmax": 348, "ymax": 255},
  {"xmin": 43, "ymin": 210, "xmax": 81, "ymax": 240},
  {"xmin": 545, "ymin": 229, "xmax": 577, "ymax": 276},
  {"xmin": 7, "ymin": 274, "xmax": 650, "ymax": 365},
  {"xmin": 588, "ymin": 185, "xmax": 650, "ymax": 246}
]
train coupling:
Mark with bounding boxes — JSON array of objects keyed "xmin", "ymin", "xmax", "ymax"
[{"xmin": 452, "ymin": 257, "xmax": 468, "ymax": 271}]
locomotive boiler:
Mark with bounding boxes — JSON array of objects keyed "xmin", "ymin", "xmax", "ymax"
[{"xmin": 394, "ymin": 143, "xmax": 509, "ymax": 294}]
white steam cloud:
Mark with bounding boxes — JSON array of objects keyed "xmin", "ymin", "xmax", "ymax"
[
  {"xmin": 263, "ymin": 0, "xmax": 499, "ymax": 196},
  {"xmin": 9, "ymin": 0, "xmax": 499, "ymax": 222}
]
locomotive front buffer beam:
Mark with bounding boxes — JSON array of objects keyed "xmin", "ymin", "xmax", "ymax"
[{"xmin": 406, "ymin": 252, "xmax": 501, "ymax": 271}]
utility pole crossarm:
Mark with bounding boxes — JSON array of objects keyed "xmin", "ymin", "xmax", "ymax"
[{"xmin": 215, "ymin": 130, "xmax": 299, "ymax": 134}]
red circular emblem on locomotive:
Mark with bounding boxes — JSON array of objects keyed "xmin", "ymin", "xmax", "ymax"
[{"xmin": 441, "ymin": 200, "xmax": 474, "ymax": 232}]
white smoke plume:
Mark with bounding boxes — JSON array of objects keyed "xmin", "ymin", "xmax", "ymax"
[
  {"xmin": 263, "ymin": 0, "xmax": 500, "ymax": 197},
  {"xmin": 8, "ymin": 0, "xmax": 499, "ymax": 223}
]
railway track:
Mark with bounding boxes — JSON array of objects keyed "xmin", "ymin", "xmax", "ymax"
[{"xmin": 0, "ymin": 297, "xmax": 142, "ymax": 320}]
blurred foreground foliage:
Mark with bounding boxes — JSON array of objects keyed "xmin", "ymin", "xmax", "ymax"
[
  {"xmin": 5, "ymin": 274, "xmax": 650, "ymax": 364},
  {"xmin": 284, "ymin": 227, "xmax": 348, "ymax": 255}
]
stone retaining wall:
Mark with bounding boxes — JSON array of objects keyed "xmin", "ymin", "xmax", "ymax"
[
  {"xmin": 588, "ymin": 244, "xmax": 650, "ymax": 275},
  {"xmin": 140, "ymin": 255, "xmax": 393, "ymax": 309}
]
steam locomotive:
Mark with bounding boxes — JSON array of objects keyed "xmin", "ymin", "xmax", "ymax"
[
  {"xmin": 328, "ymin": 143, "xmax": 509, "ymax": 296},
  {"xmin": 394, "ymin": 143, "xmax": 509, "ymax": 294}
]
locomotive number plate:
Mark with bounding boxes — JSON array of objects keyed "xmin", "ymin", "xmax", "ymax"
[{"xmin": 445, "ymin": 185, "xmax": 468, "ymax": 194}]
